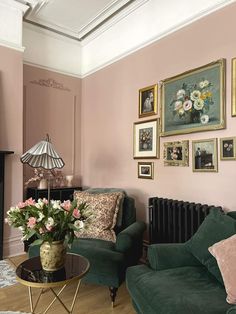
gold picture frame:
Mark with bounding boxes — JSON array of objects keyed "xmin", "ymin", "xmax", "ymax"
[
  {"xmin": 192, "ymin": 138, "xmax": 218, "ymax": 172},
  {"xmin": 139, "ymin": 84, "xmax": 158, "ymax": 118},
  {"xmin": 232, "ymin": 58, "xmax": 236, "ymax": 116},
  {"xmin": 138, "ymin": 162, "xmax": 154, "ymax": 179},
  {"xmin": 133, "ymin": 119, "xmax": 160, "ymax": 159},
  {"xmin": 161, "ymin": 59, "xmax": 226, "ymax": 136},
  {"xmin": 163, "ymin": 140, "xmax": 189, "ymax": 166},
  {"xmin": 220, "ymin": 137, "xmax": 236, "ymax": 160}
]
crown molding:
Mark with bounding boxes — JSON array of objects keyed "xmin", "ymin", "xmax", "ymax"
[
  {"xmin": 3, "ymin": 0, "xmax": 29, "ymax": 14},
  {"xmin": 0, "ymin": 39, "xmax": 25, "ymax": 52},
  {"xmin": 81, "ymin": 0, "xmax": 236, "ymax": 77},
  {"xmin": 23, "ymin": 61, "xmax": 82, "ymax": 79}
]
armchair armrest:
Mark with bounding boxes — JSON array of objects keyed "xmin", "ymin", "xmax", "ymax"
[
  {"xmin": 227, "ymin": 307, "xmax": 236, "ymax": 314},
  {"xmin": 148, "ymin": 243, "xmax": 201, "ymax": 271},
  {"xmin": 115, "ymin": 221, "xmax": 146, "ymax": 253}
]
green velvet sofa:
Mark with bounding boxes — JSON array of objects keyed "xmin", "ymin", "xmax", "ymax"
[
  {"xmin": 126, "ymin": 208, "xmax": 236, "ymax": 314},
  {"xmin": 28, "ymin": 188, "xmax": 146, "ymax": 304}
]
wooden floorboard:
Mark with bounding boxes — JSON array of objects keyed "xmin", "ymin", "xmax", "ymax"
[{"xmin": 0, "ymin": 254, "xmax": 136, "ymax": 314}]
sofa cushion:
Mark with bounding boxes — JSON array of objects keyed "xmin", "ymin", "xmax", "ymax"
[
  {"xmin": 209, "ymin": 234, "xmax": 236, "ymax": 304},
  {"xmin": 126, "ymin": 265, "xmax": 231, "ymax": 314},
  {"xmin": 74, "ymin": 191, "xmax": 124, "ymax": 242},
  {"xmin": 187, "ymin": 208, "xmax": 236, "ymax": 285}
]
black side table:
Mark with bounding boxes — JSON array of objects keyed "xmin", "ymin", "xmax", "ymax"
[
  {"xmin": 26, "ymin": 186, "xmax": 82, "ymax": 202},
  {"xmin": 16, "ymin": 253, "xmax": 90, "ymax": 314}
]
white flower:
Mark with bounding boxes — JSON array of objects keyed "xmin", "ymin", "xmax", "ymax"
[
  {"xmin": 74, "ymin": 220, "xmax": 84, "ymax": 230},
  {"xmin": 37, "ymin": 212, "xmax": 45, "ymax": 222},
  {"xmin": 18, "ymin": 226, "xmax": 25, "ymax": 231},
  {"xmin": 193, "ymin": 99, "xmax": 204, "ymax": 110},
  {"xmin": 178, "ymin": 108, "xmax": 185, "ymax": 116},
  {"xmin": 203, "ymin": 80, "xmax": 209, "ymax": 87},
  {"xmin": 51, "ymin": 200, "xmax": 61, "ymax": 210},
  {"xmin": 176, "ymin": 89, "xmax": 186, "ymax": 99},
  {"xmin": 199, "ymin": 81, "xmax": 205, "ymax": 89},
  {"xmin": 190, "ymin": 90, "xmax": 201, "ymax": 101},
  {"xmin": 174, "ymin": 101, "xmax": 183, "ymax": 111},
  {"xmin": 45, "ymin": 217, "xmax": 55, "ymax": 230},
  {"xmin": 183, "ymin": 100, "xmax": 192, "ymax": 111},
  {"xmin": 9, "ymin": 206, "xmax": 20, "ymax": 213},
  {"xmin": 200, "ymin": 114, "xmax": 209, "ymax": 124}
]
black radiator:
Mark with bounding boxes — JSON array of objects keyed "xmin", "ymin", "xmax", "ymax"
[{"xmin": 149, "ymin": 197, "xmax": 222, "ymax": 244}]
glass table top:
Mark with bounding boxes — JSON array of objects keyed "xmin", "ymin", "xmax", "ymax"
[{"xmin": 16, "ymin": 253, "xmax": 90, "ymax": 288}]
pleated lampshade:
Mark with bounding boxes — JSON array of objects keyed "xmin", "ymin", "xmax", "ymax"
[{"xmin": 21, "ymin": 135, "xmax": 65, "ymax": 170}]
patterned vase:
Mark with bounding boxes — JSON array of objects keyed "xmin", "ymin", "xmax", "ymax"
[{"xmin": 40, "ymin": 240, "xmax": 66, "ymax": 271}]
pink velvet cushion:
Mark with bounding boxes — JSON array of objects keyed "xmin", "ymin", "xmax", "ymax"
[{"xmin": 208, "ymin": 234, "xmax": 236, "ymax": 304}]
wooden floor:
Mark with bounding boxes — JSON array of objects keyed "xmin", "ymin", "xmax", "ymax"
[{"xmin": 0, "ymin": 254, "xmax": 136, "ymax": 314}]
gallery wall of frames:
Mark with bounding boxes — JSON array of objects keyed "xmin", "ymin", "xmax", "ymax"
[{"xmin": 134, "ymin": 58, "xmax": 236, "ymax": 179}]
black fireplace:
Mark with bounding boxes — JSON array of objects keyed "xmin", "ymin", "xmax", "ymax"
[{"xmin": 0, "ymin": 151, "xmax": 14, "ymax": 260}]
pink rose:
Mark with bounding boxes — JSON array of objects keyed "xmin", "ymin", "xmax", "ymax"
[
  {"xmin": 61, "ymin": 200, "xmax": 71, "ymax": 211},
  {"xmin": 17, "ymin": 201, "xmax": 25, "ymax": 209},
  {"xmin": 73, "ymin": 208, "xmax": 81, "ymax": 219},
  {"xmin": 27, "ymin": 217, "xmax": 37, "ymax": 229},
  {"xmin": 25, "ymin": 198, "xmax": 36, "ymax": 206}
]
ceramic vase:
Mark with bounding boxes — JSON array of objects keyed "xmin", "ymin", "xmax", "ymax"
[{"xmin": 40, "ymin": 240, "xmax": 66, "ymax": 271}]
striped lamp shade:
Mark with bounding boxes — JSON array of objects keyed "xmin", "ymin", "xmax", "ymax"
[{"xmin": 21, "ymin": 136, "xmax": 65, "ymax": 170}]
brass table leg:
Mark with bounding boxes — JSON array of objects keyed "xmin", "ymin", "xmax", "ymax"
[{"xmin": 27, "ymin": 280, "xmax": 81, "ymax": 314}]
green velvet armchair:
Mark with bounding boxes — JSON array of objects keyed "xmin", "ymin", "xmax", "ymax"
[
  {"xmin": 28, "ymin": 188, "xmax": 146, "ymax": 304},
  {"xmin": 126, "ymin": 208, "xmax": 236, "ymax": 314}
]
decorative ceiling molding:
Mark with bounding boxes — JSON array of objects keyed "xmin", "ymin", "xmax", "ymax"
[{"xmin": 21, "ymin": 0, "xmax": 143, "ymax": 42}]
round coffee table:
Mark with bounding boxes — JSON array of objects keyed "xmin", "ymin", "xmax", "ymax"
[{"xmin": 16, "ymin": 253, "xmax": 90, "ymax": 314}]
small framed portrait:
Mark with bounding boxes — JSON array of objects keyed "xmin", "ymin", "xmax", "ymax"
[
  {"xmin": 138, "ymin": 162, "xmax": 154, "ymax": 179},
  {"xmin": 139, "ymin": 84, "xmax": 158, "ymax": 118},
  {"xmin": 133, "ymin": 119, "xmax": 160, "ymax": 159},
  {"xmin": 192, "ymin": 138, "xmax": 218, "ymax": 172},
  {"xmin": 220, "ymin": 137, "xmax": 236, "ymax": 160},
  {"xmin": 163, "ymin": 140, "xmax": 189, "ymax": 166}
]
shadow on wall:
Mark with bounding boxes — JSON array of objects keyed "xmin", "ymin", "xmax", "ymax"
[{"xmin": 0, "ymin": 74, "xmax": 7, "ymax": 148}]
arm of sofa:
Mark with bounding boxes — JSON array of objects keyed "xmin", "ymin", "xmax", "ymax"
[
  {"xmin": 115, "ymin": 221, "xmax": 146, "ymax": 253},
  {"xmin": 148, "ymin": 243, "xmax": 201, "ymax": 271},
  {"xmin": 227, "ymin": 307, "xmax": 236, "ymax": 314}
]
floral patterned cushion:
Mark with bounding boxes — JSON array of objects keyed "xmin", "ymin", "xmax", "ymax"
[{"xmin": 74, "ymin": 191, "xmax": 124, "ymax": 242}]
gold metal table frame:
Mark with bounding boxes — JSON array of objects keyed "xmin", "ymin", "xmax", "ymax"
[{"xmin": 16, "ymin": 253, "xmax": 90, "ymax": 314}]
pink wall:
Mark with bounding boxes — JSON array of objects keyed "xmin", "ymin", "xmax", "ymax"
[
  {"xmin": 23, "ymin": 65, "xmax": 82, "ymax": 188},
  {"xmin": 0, "ymin": 45, "xmax": 24, "ymax": 256},
  {"xmin": 81, "ymin": 3, "xmax": 236, "ymax": 223}
]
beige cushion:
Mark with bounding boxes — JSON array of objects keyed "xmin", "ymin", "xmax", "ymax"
[
  {"xmin": 208, "ymin": 234, "xmax": 236, "ymax": 304},
  {"xmin": 74, "ymin": 191, "xmax": 124, "ymax": 242}
]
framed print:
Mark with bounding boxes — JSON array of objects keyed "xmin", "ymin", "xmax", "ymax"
[
  {"xmin": 232, "ymin": 58, "xmax": 236, "ymax": 116},
  {"xmin": 192, "ymin": 138, "xmax": 218, "ymax": 172},
  {"xmin": 133, "ymin": 119, "xmax": 160, "ymax": 159},
  {"xmin": 163, "ymin": 140, "xmax": 189, "ymax": 166},
  {"xmin": 161, "ymin": 59, "xmax": 225, "ymax": 136},
  {"xmin": 139, "ymin": 84, "xmax": 158, "ymax": 118},
  {"xmin": 138, "ymin": 162, "xmax": 154, "ymax": 179},
  {"xmin": 220, "ymin": 137, "xmax": 236, "ymax": 160}
]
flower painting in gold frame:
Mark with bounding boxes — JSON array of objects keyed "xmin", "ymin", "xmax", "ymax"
[
  {"xmin": 138, "ymin": 162, "xmax": 154, "ymax": 179},
  {"xmin": 139, "ymin": 84, "xmax": 158, "ymax": 118},
  {"xmin": 163, "ymin": 140, "xmax": 189, "ymax": 166},
  {"xmin": 192, "ymin": 138, "xmax": 218, "ymax": 172},
  {"xmin": 133, "ymin": 119, "xmax": 159, "ymax": 159},
  {"xmin": 160, "ymin": 59, "xmax": 225, "ymax": 136},
  {"xmin": 220, "ymin": 137, "xmax": 236, "ymax": 160}
]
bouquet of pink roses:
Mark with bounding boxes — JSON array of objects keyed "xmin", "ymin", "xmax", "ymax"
[{"xmin": 5, "ymin": 197, "xmax": 91, "ymax": 246}]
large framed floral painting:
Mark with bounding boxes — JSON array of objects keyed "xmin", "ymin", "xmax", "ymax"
[
  {"xmin": 133, "ymin": 119, "xmax": 159, "ymax": 159},
  {"xmin": 160, "ymin": 59, "xmax": 225, "ymax": 136}
]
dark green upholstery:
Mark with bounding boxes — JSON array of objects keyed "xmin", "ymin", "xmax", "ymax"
[
  {"xmin": 126, "ymin": 208, "xmax": 236, "ymax": 314},
  {"xmin": 28, "ymin": 188, "xmax": 146, "ymax": 300}
]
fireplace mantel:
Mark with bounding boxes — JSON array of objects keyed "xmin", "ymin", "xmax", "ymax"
[{"xmin": 0, "ymin": 151, "xmax": 14, "ymax": 259}]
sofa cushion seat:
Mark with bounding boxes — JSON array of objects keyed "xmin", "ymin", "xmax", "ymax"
[{"xmin": 126, "ymin": 265, "xmax": 231, "ymax": 314}]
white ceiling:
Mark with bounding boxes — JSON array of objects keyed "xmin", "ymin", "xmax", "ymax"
[{"xmin": 20, "ymin": 0, "xmax": 140, "ymax": 41}]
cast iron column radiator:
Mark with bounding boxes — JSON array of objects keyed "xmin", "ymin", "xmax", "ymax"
[{"xmin": 149, "ymin": 197, "xmax": 222, "ymax": 244}]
